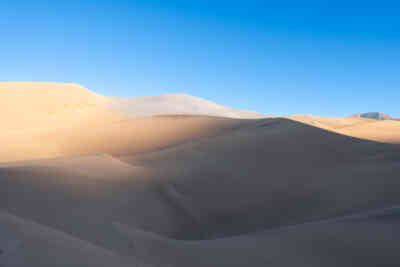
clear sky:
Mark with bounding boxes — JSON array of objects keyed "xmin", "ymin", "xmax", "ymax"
[{"xmin": 1, "ymin": 1, "xmax": 399, "ymax": 116}]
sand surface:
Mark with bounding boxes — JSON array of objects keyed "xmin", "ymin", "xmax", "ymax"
[
  {"xmin": 289, "ymin": 114, "xmax": 400, "ymax": 143},
  {"xmin": 108, "ymin": 93, "xmax": 265, "ymax": 119},
  {"xmin": 1, "ymin": 82, "xmax": 400, "ymax": 266}
]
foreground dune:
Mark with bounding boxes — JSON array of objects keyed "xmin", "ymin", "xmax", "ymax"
[
  {"xmin": 0, "ymin": 212, "xmax": 137, "ymax": 267},
  {"xmin": 113, "ymin": 205, "xmax": 400, "ymax": 267},
  {"xmin": 1, "ymin": 82, "xmax": 400, "ymax": 266},
  {"xmin": 1, "ymin": 116, "xmax": 400, "ymax": 266},
  {"xmin": 120, "ymin": 117, "xmax": 400, "ymax": 240}
]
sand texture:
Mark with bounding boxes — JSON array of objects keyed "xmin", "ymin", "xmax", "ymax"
[{"xmin": 1, "ymin": 82, "xmax": 400, "ymax": 266}]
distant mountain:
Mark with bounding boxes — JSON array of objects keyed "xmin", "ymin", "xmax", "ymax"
[{"xmin": 352, "ymin": 112, "xmax": 393, "ymax": 121}]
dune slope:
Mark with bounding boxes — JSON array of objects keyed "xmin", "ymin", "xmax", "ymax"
[
  {"xmin": 120, "ymin": 118, "xmax": 400, "ymax": 239},
  {"xmin": 2, "ymin": 117, "xmax": 399, "ymax": 267},
  {"xmin": 108, "ymin": 93, "xmax": 264, "ymax": 119},
  {"xmin": 2, "ymin": 82, "xmax": 400, "ymax": 266},
  {"xmin": 289, "ymin": 114, "xmax": 400, "ymax": 143},
  {"xmin": 0, "ymin": 82, "xmax": 107, "ymax": 131},
  {"xmin": 112, "ymin": 205, "xmax": 400, "ymax": 267},
  {"xmin": 0, "ymin": 211, "xmax": 138, "ymax": 267}
]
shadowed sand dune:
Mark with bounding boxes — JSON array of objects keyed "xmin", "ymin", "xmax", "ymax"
[
  {"xmin": 112, "ymin": 205, "xmax": 400, "ymax": 267},
  {"xmin": 1, "ymin": 82, "xmax": 400, "ymax": 266},
  {"xmin": 120, "ymin": 117, "xmax": 400, "ymax": 240},
  {"xmin": 0, "ymin": 211, "xmax": 139, "ymax": 267}
]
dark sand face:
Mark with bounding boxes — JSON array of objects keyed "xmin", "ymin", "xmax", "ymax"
[
  {"xmin": 1, "ymin": 83, "xmax": 400, "ymax": 267},
  {"xmin": 119, "ymin": 118, "xmax": 400, "ymax": 240}
]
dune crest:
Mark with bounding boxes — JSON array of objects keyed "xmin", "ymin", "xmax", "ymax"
[{"xmin": 1, "ymin": 82, "xmax": 109, "ymax": 132}]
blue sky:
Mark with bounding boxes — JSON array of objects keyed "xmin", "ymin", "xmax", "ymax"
[{"xmin": 1, "ymin": 1, "xmax": 399, "ymax": 116}]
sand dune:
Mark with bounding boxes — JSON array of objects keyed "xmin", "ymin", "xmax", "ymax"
[
  {"xmin": 1, "ymin": 117, "xmax": 400, "ymax": 266},
  {"xmin": 108, "ymin": 93, "xmax": 264, "ymax": 119},
  {"xmin": 288, "ymin": 114, "xmax": 377, "ymax": 130},
  {"xmin": 0, "ymin": 153, "xmax": 178, "ymax": 257},
  {"xmin": 337, "ymin": 119, "xmax": 400, "ymax": 144},
  {"xmin": 0, "ymin": 211, "xmax": 138, "ymax": 267},
  {"xmin": 0, "ymin": 83, "xmax": 250, "ymax": 162},
  {"xmin": 1, "ymin": 82, "xmax": 400, "ymax": 266},
  {"xmin": 119, "ymin": 118, "xmax": 400, "ymax": 240},
  {"xmin": 1, "ymin": 83, "xmax": 397, "ymax": 163},
  {"xmin": 1, "ymin": 82, "xmax": 108, "ymax": 132},
  {"xmin": 112, "ymin": 206, "xmax": 400, "ymax": 267},
  {"xmin": 289, "ymin": 114, "xmax": 400, "ymax": 143},
  {"xmin": 0, "ymin": 114, "xmax": 242, "ymax": 163},
  {"xmin": 0, "ymin": 153, "xmax": 145, "ymax": 180}
]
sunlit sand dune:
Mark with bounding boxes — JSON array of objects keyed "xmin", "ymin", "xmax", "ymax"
[
  {"xmin": 0, "ymin": 114, "xmax": 242, "ymax": 163},
  {"xmin": 337, "ymin": 119, "xmax": 400, "ymax": 144},
  {"xmin": 0, "ymin": 83, "xmax": 252, "ymax": 162},
  {"xmin": 289, "ymin": 114, "xmax": 400, "ymax": 143},
  {"xmin": 288, "ymin": 114, "xmax": 377, "ymax": 130},
  {"xmin": 1, "ymin": 82, "xmax": 108, "ymax": 132}
]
